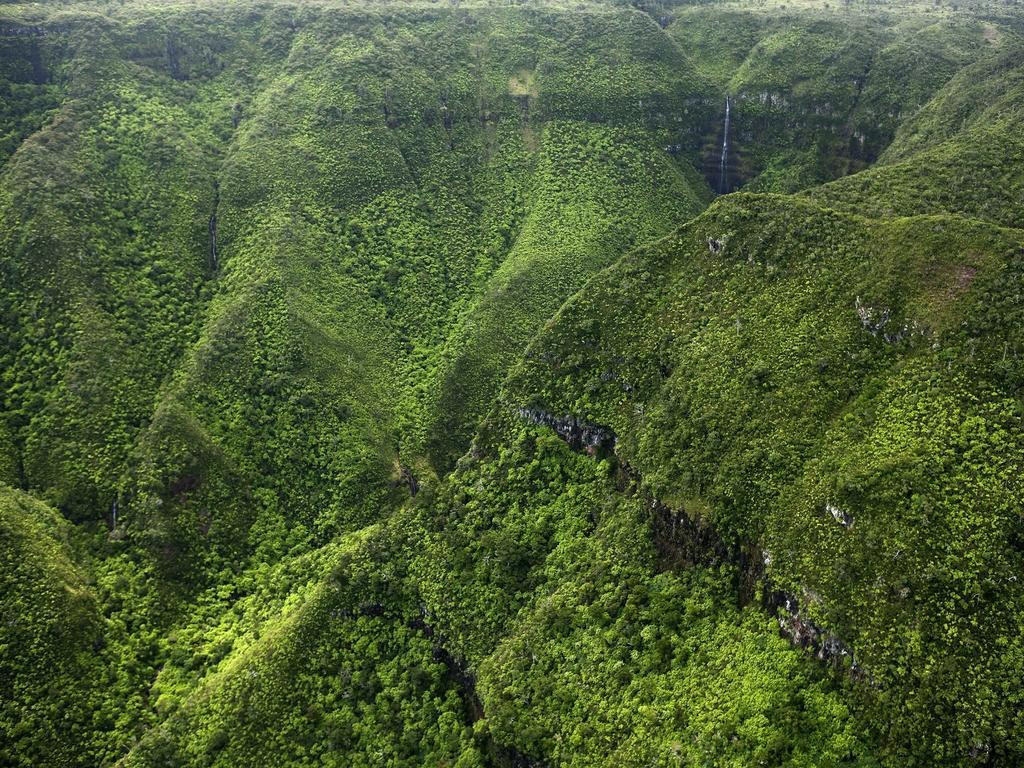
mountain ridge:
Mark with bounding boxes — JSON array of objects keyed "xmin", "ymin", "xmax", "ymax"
[{"xmin": 3, "ymin": 1, "xmax": 1024, "ymax": 765}]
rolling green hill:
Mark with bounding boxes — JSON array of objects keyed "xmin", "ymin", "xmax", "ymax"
[{"xmin": 2, "ymin": 0, "xmax": 1024, "ymax": 766}]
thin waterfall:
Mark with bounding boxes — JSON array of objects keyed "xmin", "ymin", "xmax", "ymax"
[
  {"xmin": 209, "ymin": 181, "xmax": 220, "ymax": 272},
  {"xmin": 718, "ymin": 96, "xmax": 731, "ymax": 194},
  {"xmin": 209, "ymin": 212, "xmax": 218, "ymax": 271}
]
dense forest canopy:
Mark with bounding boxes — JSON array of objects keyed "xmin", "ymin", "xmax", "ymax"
[{"xmin": 2, "ymin": 0, "xmax": 1024, "ymax": 765}]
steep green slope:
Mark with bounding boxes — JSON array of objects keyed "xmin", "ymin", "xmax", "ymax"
[
  {"xmin": 408, "ymin": 421, "xmax": 878, "ymax": 766},
  {"xmin": 0, "ymin": 26, "xmax": 66, "ymax": 163},
  {"xmin": 0, "ymin": 486, "xmax": 102, "ymax": 767},
  {"xmin": 0, "ymin": 5, "xmax": 719, "ymax": 764},
  {"xmin": 426, "ymin": 121, "xmax": 708, "ymax": 472},
  {"xmin": 480, "ymin": 194, "xmax": 1024, "ymax": 764},
  {"xmin": 811, "ymin": 43, "xmax": 1024, "ymax": 226},
  {"xmin": 2, "ymin": 1, "xmax": 1024, "ymax": 767},
  {"xmin": 0, "ymin": 5, "xmax": 715, "ymax": 573},
  {"xmin": 122, "ymin": 527, "xmax": 489, "ymax": 768},
  {"xmin": 133, "ymin": 147, "xmax": 1024, "ymax": 765},
  {"xmin": 0, "ymin": 27, "xmax": 222, "ymax": 519},
  {"xmin": 670, "ymin": 8, "xmax": 994, "ymax": 192}
]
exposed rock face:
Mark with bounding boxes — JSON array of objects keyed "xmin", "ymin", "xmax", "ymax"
[
  {"xmin": 765, "ymin": 590, "xmax": 860, "ymax": 674},
  {"xmin": 854, "ymin": 296, "xmax": 926, "ymax": 344},
  {"xmin": 855, "ymin": 296, "xmax": 891, "ymax": 336},
  {"xmin": 399, "ymin": 464, "xmax": 419, "ymax": 496},
  {"xmin": 649, "ymin": 495, "xmax": 734, "ymax": 574},
  {"xmin": 516, "ymin": 403, "xmax": 862, "ymax": 678},
  {"xmin": 825, "ymin": 502, "xmax": 854, "ymax": 527},
  {"xmin": 208, "ymin": 214, "xmax": 218, "ymax": 271},
  {"xmin": 208, "ymin": 181, "xmax": 220, "ymax": 272},
  {"xmin": 515, "ymin": 406, "xmax": 616, "ymax": 455}
]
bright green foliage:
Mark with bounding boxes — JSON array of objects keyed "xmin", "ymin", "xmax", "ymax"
[
  {"xmin": 123, "ymin": 528, "xmax": 485, "ymax": 768},
  {"xmin": 501, "ymin": 193, "xmax": 1024, "ymax": 763},
  {"xmin": 426, "ymin": 121, "xmax": 708, "ymax": 471},
  {"xmin": 2, "ymin": 0, "xmax": 1024, "ymax": 766},
  {"xmin": 2, "ymin": 4, "xmax": 715, "ymax": 580},
  {"xmin": 0, "ymin": 485, "xmax": 101, "ymax": 767},
  {"xmin": 0, "ymin": 29, "xmax": 221, "ymax": 519},
  {"xmin": 411, "ymin": 426, "xmax": 877, "ymax": 766},
  {"xmin": 1, "ymin": 483, "xmax": 196, "ymax": 766}
]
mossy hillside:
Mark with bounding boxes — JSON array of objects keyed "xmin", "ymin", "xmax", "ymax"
[
  {"xmin": 2, "ymin": 2, "xmax": 1024, "ymax": 766},
  {"xmin": 408, "ymin": 413, "xmax": 878, "ymax": 766},
  {"xmin": 124, "ymin": 199, "xmax": 408, "ymax": 578},
  {"xmin": 810, "ymin": 119, "xmax": 1024, "ymax": 227},
  {"xmin": 125, "ymin": 423, "xmax": 869, "ymax": 767},
  {"xmin": 0, "ymin": 481, "xmax": 225, "ymax": 768},
  {"xmin": 0, "ymin": 6, "xmax": 363, "ymax": 527},
  {"xmin": 0, "ymin": 6, "xmax": 720, "ymax": 763},
  {"xmin": 425, "ymin": 120, "xmax": 710, "ymax": 473},
  {"xmin": 851, "ymin": 17, "xmax": 1014, "ymax": 161},
  {"xmin": 0, "ymin": 4, "xmax": 716, "ymax": 573},
  {"xmin": 5, "ymin": 0, "xmax": 994, "ymax": 553},
  {"xmin": 121, "ymin": 526, "xmax": 486, "ymax": 768},
  {"xmin": 0, "ymin": 485, "xmax": 103, "ymax": 767},
  {"xmin": 0, "ymin": 19, "xmax": 234, "ymax": 520},
  {"xmin": 496, "ymin": 192, "xmax": 1024, "ymax": 763},
  {"xmin": 103, "ymin": 5, "xmax": 722, "ymax": 582},
  {"xmin": 0, "ymin": 27, "xmax": 68, "ymax": 164},
  {"xmin": 766, "ymin": 364, "xmax": 1024, "ymax": 765},
  {"xmin": 811, "ymin": 43, "xmax": 1024, "ymax": 227},
  {"xmin": 670, "ymin": 8, "xmax": 994, "ymax": 192},
  {"xmin": 855, "ymin": 23, "xmax": 1022, "ymax": 167},
  {"xmin": 113, "ymin": 26, "xmax": 1024, "ymax": 757}
]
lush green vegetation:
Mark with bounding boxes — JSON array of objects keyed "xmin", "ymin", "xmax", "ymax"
[
  {"xmin": 502, "ymin": 194, "xmax": 1024, "ymax": 764},
  {"xmin": 2, "ymin": 0, "xmax": 1024, "ymax": 765}
]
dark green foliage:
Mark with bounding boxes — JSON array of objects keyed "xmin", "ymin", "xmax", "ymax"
[
  {"xmin": 0, "ymin": 26, "xmax": 220, "ymax": 519},
  {"xmin": 426, "ymin": 120, "xmax": 708, "ymax": 471},
  {"xmin": 123, "ymin": 529, "xmax": 485, "ymax": 768},
  {"xmin": 499, "ymin": 193, "xmax": 1024, "ymax": 763},
  {"xmin": 3, "ymin": 0, "xmax": 1024, "ymax": 766},
  {"xmin": 0, "ymin": 30, "xmax": 66, "ymax": 164},
  {"xmin": 0, "ymin": 486, "xmax": 101, "ymax": 767},
  {"xmin": 811, "ymin": 44, "xmax": 1024, "ymax": 226},
  {"xmin": 670, "ymin": 7, "xmax": 991, "ymax": 191},
  {"xmin": 411, "ymin": 424, "xmax": 877, "ymax": 765}
]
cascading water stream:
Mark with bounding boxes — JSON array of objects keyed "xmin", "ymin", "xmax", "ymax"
[
  {"xmin": 718, "ymin": 96, "xmax": 731, "ymax": 194},
  {"xmin": 209, "ymin": 180, "xmax": 220, "ymax": 272},
  {"xmin": 208, "ymin": 213, "xmax": 218, "ymax": 271}
]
